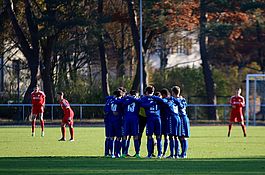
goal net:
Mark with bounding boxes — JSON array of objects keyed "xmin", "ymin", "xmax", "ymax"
[{"xmin": 245, "ymin": 74, "xmax": 265, "ymax": 126}]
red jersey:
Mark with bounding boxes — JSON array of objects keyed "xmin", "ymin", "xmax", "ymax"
[
  {"xmin": 230, "ymin": 95, "xmax": 245, "ymax": 122},
  {"xmin": 60, "ymin": 99, "xmax": 74, "ymax": 118},
  {"xmin": 31, "ymin": 91, "xmax": 46, "ymax": 106}
]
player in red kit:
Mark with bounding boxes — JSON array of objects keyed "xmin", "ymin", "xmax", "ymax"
[
  {"xmin": 228, "ymin": 88, "xmax": 247, "ymax": 137},
  {"xmin": 57, "ymin": 92, "xmax": 74, "ymax": 142},
  {"xmin": 31, "ymin": 84, "xmax": 46, "ymax": 137}
]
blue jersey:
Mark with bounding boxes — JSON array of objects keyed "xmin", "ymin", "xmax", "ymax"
[
  {"xmin": 163, "ymin": 97, "xmax": 179, "ymax": 117},
  {"xmin": 109, "ymin": 97, "xmax": 124, "ymax": 121},
  {"xmin": 123, "ymin": 96, "xmax": 140, "ymax": 118},
  {"xmin": 172, "ymin": 97, "xmax": 187, "ymax": 117},
  {"xmin": 104, "ymin": 96, "xmax": 114, "ymax": 114},
  {"xmin": 140, "ymin": 96, "xmax": 164, "ymax": 118}
]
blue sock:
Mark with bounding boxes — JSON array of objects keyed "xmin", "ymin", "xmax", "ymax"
[
  {"xmin": 104, "ymin": 138, "xmax": 109, "ymax": 156},
  {"xmin": 169, "ymin": 138, "xmax": 174, "ymax": 157},
  {"xmin": 163, "ymin": 138, "xmax": 168, "ymax": 155},
  {"xmin": 175, "ymin": 139, "xmax": 179, "ymax": 157},
  {"xmin": 115, "ymin": 140, "xmax": 121, "ymax": 157},
  {"xmin": 183, "ymin": 139, "xmax": 188, "ymax": 157},
  {"xmin": 109, "ymin": 139, "xmax": 114, "ymax": 156},
  {"xmin": 147, "ymin": 138, "xmax": 153, "ymax": 156},
  {"xmin": 134, "ymin": 139, "xmax": 140, "ymax": 154},
  {"xmin": 122, "ymin": 139, "xmax": 127, "ymax": 155},
  {"xmin": 151, "ymin": 138, "xmax": 154, "ymax": 154},
  {"xmin": 157, "ymin": 138, "xmax": 162, "ymax": 156},
  {"xmin": 126, "ymin": 139, "xmax": 131, "ymax": 154},
  {"xmin": 117, "ymin": 140, "xmax": 121, "ymax": 156}
]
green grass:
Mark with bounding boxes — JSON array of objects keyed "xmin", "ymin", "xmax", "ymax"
[{"xmin": 0, "ymin": 126, "xmax": 265, "ymax": 174}]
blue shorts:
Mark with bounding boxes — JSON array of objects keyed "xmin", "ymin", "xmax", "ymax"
[
  {"xmin": 180, "ymin": 115, "xmax": 190, "ymax": 137},
  {"xmin": 123, "ymin": 116, "xmax": 139, "ymax": 136},
  {"xmin": 109, "ymin": 119, "xmax": 122, "ymax": 138},
  {"xmin": 146, "ymin": 117, "xmax": 161, "ymax": 136},
  {"xmin": 161, "ymin": 117, "xmax": 167, "ymax": 135},
  {"xmin": 167, "ymin": 115, "xmax": 181, "ymax": 136},
  {"xmin": 104, "ymin": 115, "xmax": 110, "ymax": 137}
]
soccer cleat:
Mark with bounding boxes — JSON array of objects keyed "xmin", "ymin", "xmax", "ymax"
[
  {"xmin": 121, "ymin": 154, "xmax": 127, "ymax": 158},
  {"xmin": 166, "ymin": 155, "xmax": 175, "ymax": 159},
  {"xmin": 135, "ymin": 154, "xmax": 141, "ymax": 159},
  {"xmin": 111, "ymin": 155, "xmax": 116, "ymax": 159},
  {"xmin": 69, "ymin": 138, "xmax": 74, "ymax": 142},
  {"xmin": 41, "ymin": 131, "xmax": 45, "ymax": 137},
  {"xmin": 157, "ymin": 154, "xmax": 162, "ymax": 159},
  {"xmin": 58, "ymin": 138, "xmax": 66, "ymax": 141},
  {"xmin": 145, "ymin": 155, "xmax": 152, "ymax": 159},
  {"xmin": 32, "ymin": 132, "xmax": 35, "ymax": 137}
]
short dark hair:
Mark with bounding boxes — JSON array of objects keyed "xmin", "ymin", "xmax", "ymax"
[
  {"xmin": 130, "ymin": 90, "xmax": 138, "ymax": 96},
  {"xmin": 57, "ymin": 91, "xmax": 64, "ymax": 96},
  {"xmin": 171, "ymin": 86, "xmax": 180, "ymax": 96},
  {"xmin": 154, "ymin": 91, "xmax": 161, "ymax": 97},
  {"xmin": 113, "ymin": 89, "xmax": 122, "ymax": 97},
  {"xmin": 118, "ymin": 87, "xmax": 127, "ymax": 93},
  {"xmin": 160, "ymin": 88, "xmax": 170, "ymax": 97},
  {"xmin": 145, "ymin": 86, "xmax": 155, "ymax": 94}
]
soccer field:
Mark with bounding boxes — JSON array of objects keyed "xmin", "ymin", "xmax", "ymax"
[{"xmin": 0, "ymin": 126, "xmax": 265, "ymax": 174}]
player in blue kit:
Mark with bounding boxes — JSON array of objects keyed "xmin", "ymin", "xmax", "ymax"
[
  {"xmin": 155, "ymin": 91, "xmax": 168, "ymax": 158},
  {"xmin": 121, "ymin": 90, "xmax": 141, "ymax": 158},
  {"xmin": 108, "ymin": 89, "xmax": 124, "ymax": 158},
  {"xmin": 161, "ymin": 88, "xmax": 181, "ymax": 158},
  {"xmin": 171, "ymin": 86, "xmax": 190, "ymax": 158},
  {"xmin": 140, "ymin": 86, "xmax": 165, "ymax": 158},
  {"xmin": 103, "ymin": 95, "xmax": 115, "ymax": 157}
]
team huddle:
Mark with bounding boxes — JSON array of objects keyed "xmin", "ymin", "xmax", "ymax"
[{"xmin": 104, "ymin": 85, "xmax": 190, "ymax": 159}]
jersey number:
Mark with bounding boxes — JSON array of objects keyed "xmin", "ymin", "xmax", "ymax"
[
  {"xmin": 111, "ymin": 104, "xmax": 117, "ymax": 112},
  {"xmin": 127, "ymin": 103, "xmax": 136, "ymax": 112}
]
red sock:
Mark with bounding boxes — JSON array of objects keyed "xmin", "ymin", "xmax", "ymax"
[
  {"xmin": 32, "ymin": 120, "xmax": 36, "ymax": 133},
  {"xmin": 241, "ymin": 124, "xmax": 247, "ymax": 137},
  {"xmin": 61, "ymin": 126, "xmax": 66, "ymax": 139},
  {"xmin": 40, "ymin": 120, "xmax": 45, "ymax": 132},
  {"xmin": 228, "ymin": 124, "xmax": 232, "ymax": 137},
  {"xmin": 70, "ymin": 127, "xmax": 74, "ymax": 140}
]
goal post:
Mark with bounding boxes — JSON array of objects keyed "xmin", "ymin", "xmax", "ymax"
[{"xmin": 245, "ymin": 74, "xmax": 265, "ymax": 126}]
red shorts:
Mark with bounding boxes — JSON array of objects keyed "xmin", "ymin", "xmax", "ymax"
[
  {"xmin": 62, "ymin": 110, "xmax": 74, "ymax": 126},
  {"xmin": 230, "ymin": 112, "xmax": 244, "ymax": 122},
  {"xmin": 62, "ymin": 117, "xmax": 74, "ymax": 126},
  {"xmin": 32, "ymin": 105, "xmax": 44, "ymax": 115}
]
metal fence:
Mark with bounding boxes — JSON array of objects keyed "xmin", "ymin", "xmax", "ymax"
[{"xmin": 0, "ymin": 104, "xmax": 264, "ymax": 126}]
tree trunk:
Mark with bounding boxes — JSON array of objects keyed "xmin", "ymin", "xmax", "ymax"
[
  {"xmin": 40, "ymin": 37, "xmax": 55, "ymax": 104},
  {"xmin": 5, "ymin": 0, "xmax": 40, "ymax": 104},
  {"xmin": 127, "ymin": 0, "xmax": 147, "ymax": 91},
  {"xmin": 199, "ymin": 0, "xmax": 217, "ymax": 120},
  {"xmin": 98, "ymin": 0, "xmax": 110, "ymax": 97}
]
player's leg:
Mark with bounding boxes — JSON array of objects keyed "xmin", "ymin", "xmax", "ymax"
[
  {"xmin": 114, "ymin": 137, "xmax": 122, "ymax": 158},
  {"xmin": 228, "ymin": 122, "xmax": 233, "ymax": 137},
  {"xmin": 108, "ymin": 122, "xmax": 115, "ymax": 158},
  {"xmin": 168, "ymin": 135, "xmax": 175, "ymax": 158},
  {"xmin": 174, "ymin": 136, "xmax": 180, "ymax": 158},
  {"xmin": 68, "ymin": 119, "xmax": 74, "ymax": 141},
  {"xmin": 162, "ymin": 134, "xmax": 168, "ymax": 157},
  {"xmin": 138, "ymin": 115, "xmax": 146, "ymax": 149},
  {"xmin": 121, "ymin": 118, "xmax": 129, "ymax": 157},
  {"xmin": 228, "ymin": 113, "xmax": 236, "ymax": 137},
  {"xmin": 39, "ymin": 112, "xmax": 45, "ymax": 137},
  {"xmin": 146, "ymin": 118, "xmax": 154, "ymax": 158},
  {"xmin": 240, "ymin": 121, "xmax": 247, "ymax": 137},
  {"xmin": 31, "ymin": 114, "xmax": 37, "ymax": 136},
  {"xmin": 179, "ymin": 136, "xmax": 188, "ymax": 158},
  {"xmin": 104, "ymin": 117, "xmax": 110, "ymax": 156},
  {"xmin": 59, "ymin": 122, "xmax": 66, "ymax": 141},
  {"xmin": 154, "ymin": 117, "xmax": 162, "ymax": 158}
]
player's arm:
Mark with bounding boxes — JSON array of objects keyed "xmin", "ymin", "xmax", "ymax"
[{"xmin": 240, "ymin": 97, "xmax": 245, "ymax": 107}]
